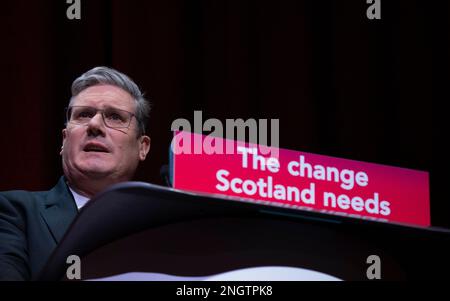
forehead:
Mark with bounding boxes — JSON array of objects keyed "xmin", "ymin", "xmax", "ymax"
[{"xmin": 72, "ymin": 84, "xmax": 136, "ymax": 111}]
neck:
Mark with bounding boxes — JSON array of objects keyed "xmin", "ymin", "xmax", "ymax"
[{"xmin": 65, "ymin": 175, "xmax": 130, "ymax": 198}]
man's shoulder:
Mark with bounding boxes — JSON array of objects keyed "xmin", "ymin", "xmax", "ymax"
[
  {"xmin": 0, "ymin": 188, "xmax": 48, "ymax": 199},
  {"xmin": 0, "ymin": 188, "xmax": 48, "ymax": 207},
  {"xmin": 0, "ymin": 177, "xmax": 71, "ymax": 208}
]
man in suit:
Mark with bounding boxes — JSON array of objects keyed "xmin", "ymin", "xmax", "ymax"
[{"xmin": 0, "ymin": 67, "xmax": 151, "ymax": 280}]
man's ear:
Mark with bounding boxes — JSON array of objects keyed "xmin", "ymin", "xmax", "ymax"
[
  {"xmin": 61, "ymin": 129, "xmax": 67, "ymax": 156},
  {"xmin": 138, "ymin": 135, "xmax": 151, "ymax": 161}
]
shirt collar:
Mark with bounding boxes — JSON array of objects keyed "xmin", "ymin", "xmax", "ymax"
[{"xmin": 68, "ymin": 186, "xmax": 90, "ymax": 210}]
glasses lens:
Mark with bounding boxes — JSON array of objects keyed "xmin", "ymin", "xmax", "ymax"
[
  {"xmin": 103, "ymin": 108, "xmax": 132, "ymax": 128},
  {"xmin": 67, "ymin": 106, "xmax": 132, "ymax": 128},
  {"xmin": 69, "ymin": 106, "xmax": 96, "ymax": 124}
]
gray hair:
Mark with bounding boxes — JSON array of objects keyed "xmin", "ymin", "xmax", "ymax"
[{"xmin": 70, "ymin": 66, "xmax": 150, "ymax": 136}]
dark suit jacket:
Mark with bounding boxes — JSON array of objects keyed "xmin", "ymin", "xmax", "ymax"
[{"xmin": 0, "ymin": 177, "xmax": 78, "ymax": 280}]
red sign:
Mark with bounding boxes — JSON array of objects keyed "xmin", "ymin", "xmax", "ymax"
[{"xmin": 172, "ymin": 131, "xmax": 430, "ymax": 227}]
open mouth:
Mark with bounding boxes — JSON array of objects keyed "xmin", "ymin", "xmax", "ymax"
[{"xmin": 83, "ymin": 143, "xmax": 110, "ymax": 153}]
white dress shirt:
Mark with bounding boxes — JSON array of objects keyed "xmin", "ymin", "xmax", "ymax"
[{"xmin": 68, "ymin": 186, "xmax": 90, "ymax": 210}]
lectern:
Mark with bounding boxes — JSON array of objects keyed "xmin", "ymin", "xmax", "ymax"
[{"xmin": 38, "ymin": 182, "xmax": 450, "ymax": 281}]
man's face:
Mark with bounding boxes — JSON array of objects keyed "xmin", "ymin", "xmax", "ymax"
[{"xmin": 61, "ymin": 84, "xmax": 150, "ymax": 184}]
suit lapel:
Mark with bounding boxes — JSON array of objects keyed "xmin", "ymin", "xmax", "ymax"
[{"xmin": 40, "ymin": 177, "xmax": 78, "ymax": 243}]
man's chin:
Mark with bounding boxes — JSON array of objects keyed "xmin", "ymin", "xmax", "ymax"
[
  {"xmin": 79, "ymin": 166, "xmax": 114, "ymax": 179},
  {"xmin": 84, "ymin": 170, "xmax": 111, "ymax": 178}
]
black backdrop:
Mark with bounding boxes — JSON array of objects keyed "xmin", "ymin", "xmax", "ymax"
[{"xmin": 0, "ymin": 0, "xmax": 448, "ymax": 228}]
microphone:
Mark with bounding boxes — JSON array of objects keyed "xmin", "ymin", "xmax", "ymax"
[{"xmin": 160, "ymin": 164, "xmax": 171, "ymax": 187}]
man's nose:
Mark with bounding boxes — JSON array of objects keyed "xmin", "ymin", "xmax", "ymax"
[{"xmin": 86, "ymin": 112, "xmax": 106, "ymax": 136}]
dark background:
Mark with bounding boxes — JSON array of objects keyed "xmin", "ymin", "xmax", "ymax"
[{"xmin": 0, "ymin": 0, "xmax": 447, "ymax": 228}]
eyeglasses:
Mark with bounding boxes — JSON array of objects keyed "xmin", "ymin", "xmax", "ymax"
[{"xmin": 66, "ymin": 106, "xmax": 136, "ymax": 129}]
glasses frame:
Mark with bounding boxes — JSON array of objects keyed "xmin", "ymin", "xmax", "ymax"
[{"xmin": 65, "ymin": 106, "xmax": 136, "ymax": 130}]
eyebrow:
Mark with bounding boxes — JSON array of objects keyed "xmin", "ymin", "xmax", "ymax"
[{"xmin": 75, "ymin": 105, "xmax": 131, "ymax": 112}]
